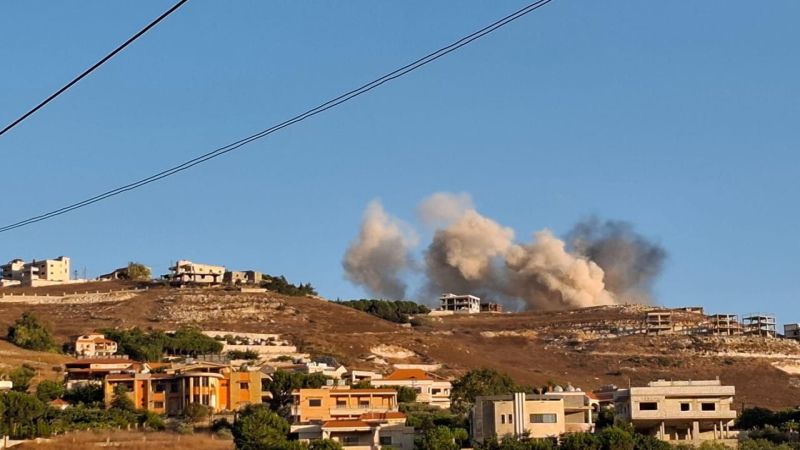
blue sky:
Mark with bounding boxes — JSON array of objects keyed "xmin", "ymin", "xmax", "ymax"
[{"xmin": 1, "ymin": 1, "xmax": 798, "ymax": 324}]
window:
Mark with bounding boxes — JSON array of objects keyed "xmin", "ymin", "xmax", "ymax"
[
  {"xmin": 359, "ymin": 400, "xmax": 370, "ymax": 408},
  {"xmin": 240, "ymin": 382, "xmax": 249, "ymax": 390},
  {"xmin": 336, "ymin": 400, "xmax": 347, "ymax": 408},
  {"xmin": 680, "ymin": 403, "xmax": 691, "ymax": 412},
  {"xmin": 379, "ymin": 436, "xmax": 393, "ymax": 445},
  {"xmin": 154, "ymin": 401, "xmax": 164, "ymax": 409},
  {"xmin": 701, "ymin": 403, "xmax": 716, "ymax": 411},
  {"xmin": 508, "ymin": 414, "xmax": 513, "ymax": 424},
  {"xmin": 309, "ymin": 398, "xmax": 322, "ymax": 407},
  {"xmin": 501, "ymin": 415, "xmax": 506, "ymax": 424},
  {"xmin": 530, "ymin": 414, "xmax": 558, "ymax": 424},
  {"xmin": 342, "ymin": 436, "xmax": 359, "ymax": 444},
  {"xmin": 154, "ymin": 384, "xmax": 166, "ymax": 393},
  {"xmin": 639, "ymin": 402, "xmax": 658, "ymax": 411}
]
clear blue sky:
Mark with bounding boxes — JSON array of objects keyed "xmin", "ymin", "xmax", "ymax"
[{"xmin": 1, "ymin": 1, "xmax": 798, "ymax": 324}]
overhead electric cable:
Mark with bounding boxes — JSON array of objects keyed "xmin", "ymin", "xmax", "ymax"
[
  {"xmin": 0, "ymin": 0, "xmax": 190, "ymax": 138},
  {"xmin": 0, "ymin": 0, "xmax": 554, "ymax": 234}
]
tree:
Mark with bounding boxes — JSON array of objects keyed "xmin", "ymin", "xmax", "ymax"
[
  {"xmin": 264, "ymin": 371, "xmax": 330, "ymax": 419},
  {"xmin": 7, "ymin": 313, "xmax": 55, "ymax": 351},
  {"xmin": 307, "ymin": 439, "xmax": 344, "ymax": 450},
  {"xmin": 63, "ymin": 383, "xmax": 104, "ymax": 406},
  {"xmin": 8, "ymin": 365, "xmax": 37, "ymax": 392},
  {"xmin": 109, "ymin": 384, "xmax": 135, "ymax": 412},
  {"xmin": 232, "ymin": 404, "xmax": 291, "ymax": 450},
  {"xmin": 560, "ymin": 432, "xmax": 601, "ymax": 450},
  {"xmin": 396, "ymin": 386, "xmax": 417, "ymax": 403},
  {"xmin": 450, "ymin": 369, "xmax": 518, "ymax": 415},
  {"xmin": 35, "ymin": 380, "xmax": 65, "ymax": 402},
  {"xmin": 419, "ymin": 426, "xmax": 459, "ymax": 450},
  {"xmin": 632, "ymin": 434, "xmax": 672, "ymax": 450},
  {"xmin": 598, "ymin": 426, "xmax": 635, "ymax": 450},
  {"xmin": 183, "ymin": 403, "xmax": 211, "ymax": 423},
  {"xmin": 0, "ymin": 391, "xmax": 46, "ymax": 438},
  {"xmin": 126, "ymin": 262, "xmax": 152, "ymax": 281}
]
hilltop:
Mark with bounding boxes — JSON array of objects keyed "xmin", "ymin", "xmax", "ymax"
[{"xmin": 1, "ymin": 282, "xmax": 799, "ymax": 410}]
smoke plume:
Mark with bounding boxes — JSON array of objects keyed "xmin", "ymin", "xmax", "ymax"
[
  {"xmin": 567, "ymin": 217, "xmax": 666, "ymax": 303},
  {"xmin": 343, "ymin": 193, "xmax": 666, "ymax": 311},
  {"xmin": 342, "ymin": 201, "xmax": 416, "ymax": 299}
]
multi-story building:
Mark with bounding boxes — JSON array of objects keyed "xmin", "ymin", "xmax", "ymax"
[
  {"xmin": 613, "ymin": 379, "xmax": 736, "ymax": 443},
  {"xmin": 291, "ymin": 388, "xmax": 399, "ymax": 423},
  {"xmin": 167, "ymin": 260, "xmax": 225, "ymax": 285},
  {"xmin": 707, "ymin": 314, "xmax": 742, "ymax": 336},
  {"xmin": 645, "ymin": 311, "xmax": 673, "ymax": 335},
  {"xmin": 1, "ymin": 256, "xmax": 71, "ymax": 286},
  {"xmin": 75, "ymin": 334, "xmax": 118, "ymax": 357},
  {"xmin": 370, "ymin": 368, "xmax": 452, "ymax": 409},
  {"xmin": 64, "ymin": 356, "xmax": 139, "ymax": 389},
  {"xmin": 471, "ymin": 393, "xmax": 568, "ymax": 442},
  {"xmin": 103, "ymin": 361, "xmax": 264, "ymax": 415},
  {"xmin": 743, "ymin": 314, "xmax": 777, "ymax": 337},
  {"xmin": 438, "ymin": 293, "xmax": 481, "ymax": 314}
]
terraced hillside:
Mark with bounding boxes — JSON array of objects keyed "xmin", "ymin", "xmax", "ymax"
[{"xmin": 2, "ymin": 283, "xmax": 799, "ymax": 410}]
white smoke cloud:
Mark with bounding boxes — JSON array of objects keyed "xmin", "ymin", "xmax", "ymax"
[
  {"xmin": 342, "ymin": 201, "xmax": 416, "ymax": 299},
  {"xmin": 417, "ymin": 192, "xmax": 475, "ymax": 228}
]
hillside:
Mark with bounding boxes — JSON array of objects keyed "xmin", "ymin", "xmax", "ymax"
[{"xmin": 1, "ymin": 284, "xmax": 799, "ymax": 410}]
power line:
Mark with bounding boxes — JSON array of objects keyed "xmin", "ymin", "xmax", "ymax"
[
  {"xmin": 0, "ymin": 0, "xmax": 554, "ymax": 234},
  {"xmin": 0, "ymin": 0, "xmax": 189, "ymax": 138}
]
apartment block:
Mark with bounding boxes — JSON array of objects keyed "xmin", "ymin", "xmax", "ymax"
[
  {"xmin": 743, "ymin": 314, "xmax": 776, "ymax": 337},
  {"xmin": 645, "ymin": 311, "xmax": 673, "ymax": 335},
  {"xmin": 370, "ymin": 368, "xmax": 452, "ymax": 409},
  {"xmin": 707, "ymin": 314, "xmax": 742, "ymax": 336},
  {"xmin": 614, "ymin": 379, "xmax": 736, "ymax": 443},
  {"xmin": 1, "ymin": 256, "xmax": 71, "ymax": 286},
  {"xmin": 291, "ymin": 388, "xmax": 399, "ymax": 423}
]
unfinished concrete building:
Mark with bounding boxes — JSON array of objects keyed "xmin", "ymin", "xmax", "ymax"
[
  {"xmin": 645, "ymin": 311, "xmax": 673, "ymax": 335},
  {"xmin": 438, "ymin": 293, "xmax": 481, "ymax": 314},
  {"xmin": 784, "ymin": 324, "xmax": 800, "ymax": 340},
  {"xmin": 707, "ymin": 314, "xmax": 742, "ymax": 336},
  {"xmin": 743, "ymin": 314, "xmax": 776, "ymax": 337}
]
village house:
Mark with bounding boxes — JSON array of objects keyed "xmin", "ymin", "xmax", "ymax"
[
  {"xmin": 304, "ymin": 361, "xmax": 348, "ymax": 379},
  {"xmin": 0, "ymin": 256, "xmax": 71, "ymax": 287},
  {"xmin": 103, "ymin": 360, "xmax": 264, "ymax": 415},
  {"xmin": 291, "ymin": 387, "xmax": 413, "ymax": 450},
  {"xmin": 471, "ymin": 393, "xmax": 568, "ymax": 442},
  {"xmin": 223, "ymin": 270, "xmax": 263, "ymax": 285},
  {"xmin": 74, "ymin": 333, "xmax": 118, "ymax": 357},
  {"xmin": 166, "ymin": 260, "xmax": 225, "ymax": 285},
  {"xmin": 370, "ymin": 368, "xmax": 452, "ymax": 409},
  {"xmin": 613, "ymin": 379, "xmax": 737, "ymax": 444},
  {"xmin": 785, "ymin": 324, "xmax": 800, "ymax": 340},
  {"xmin": 64, "ymin": 356, "xmax": 139, "ymax": 389}
]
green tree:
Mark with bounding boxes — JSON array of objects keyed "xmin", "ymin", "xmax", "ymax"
[
  {"xmin": 0, "ymin": 391, "xmax": 46, "ymax": 438},
  {"xmin": 8, "ymin": 365, "xmax": 37, "ymax": 392},
  {"xmin": 63, "ymin": 383, "xmax": 104, "ymax": 406},
  {"xmin": 126, "ymin": 262, "xmax": 152, "ymax": 281},
  {"xmin": 632, "ymin": 433, "xmax": 671, "ymax": 450},
  {"xmin": 7, "ymin": 313, "xmax": 55, "ymax": 351},
  {"xmin": 109, "ymin": 384, "xmax": 135, "ymax": 412},
  {"xmin": 420, "ymin": 426, "xmax": 459, "ymax": 450},
  {"xmin": 264, "ymin": 370, "xmax": 330, "ymax": 419},
  {"xmin": 183, "ymin": 403, "xmax": 212, "ymax": 423},
  {"xmin": 232, "ymin": 404, "xmax": 291, "ymax": 450},
  {"xmin": 307, "ymin": 439, "xmax": 344, "ymax": 450},
  {"xmin": 560, "ymin": 432, "xmax": 601, "ymax": 450},
  {"xmin": 396, "ymin": 386, "xmax": 417, "ymax": 403},
  {"xmin": 450, "ymin": 369, "xmax": 518, "ymax": 415},
  {"xmin": 35, "ymin": 379, "xmax": 65, "ymax": 402},
  {"xmin": 597, "ymin": 426, "xmax": 634, "ymax": 450}
]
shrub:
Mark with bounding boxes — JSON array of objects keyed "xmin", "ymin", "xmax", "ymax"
[
  {"xmin": 183, "ymin": 403, "xmax": 212, "ymax": 423},
  {"xmin": 7, "ymin": 313, "xmax": 56, "ymax": 351},
  {"xmin": 337, "ymin": 299, "xmax": 430, "ymax": 323},
  {"xmin": 396, "ymin": 386, "xmax": 417, "ymax": 403},
  {"xmin": 8, "ymin": 364, "xmax": 37, "ymax": 392},
  {"xmin": 36, "ymin": 379, "xmax": 65, "ymax": 402}
]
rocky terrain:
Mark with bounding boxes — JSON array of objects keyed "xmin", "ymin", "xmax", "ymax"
[{"xmin": 2, "ymin": 283, "xmax": 799, "ymax": 410}]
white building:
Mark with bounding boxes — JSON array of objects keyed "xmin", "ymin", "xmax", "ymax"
[
  {"xmin": 371, "ymin": 368, "xmax": 452, "ymax": 409},
  {"xmin": 75, "ymin": 334, "xmax": 118, "ymax": 357},
  {"xmin": 167, "ymin": 260, "xmax": 225, "ymax": 285},
  {"xmin": 439, "ymin": 293, "xmax": 480, "ymax": 314},
  {"xmin": 1, "ymin": 256, "xmax": 71, "ymax": 286}
]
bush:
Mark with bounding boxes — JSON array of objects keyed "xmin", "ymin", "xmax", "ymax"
[
  {"xmin": 560, "ymin": 432, "xmax": 601, "ymax": 450},
  {"xmin": 35, "ymin": 379, "xmax": 65, "ymax": 402},
  {"xmin": 63, "ymin": 383, "xmax": 104, "ymax": 406},
  {"xmin": 109, "ymin": 384, "xmax": 135, "ymax": 412},
  {"xmin": 8, "ymin": 364, "xmax": 36, "ymax": 392},
  {"xmin": 261, "ymin": 274, "xmax": 317, "ymax": 296},
  {"xmin": 183, "ymin": 403, "xmax": 212, "ymax": 423},
  {"xmin": 228, "ymin": 349, "xmax": 261, "ymax": 360},
  {"xmin": 396, "ymin": 386, "xmax": 417, "ymax": 403},
  {"xmin": 126, "ymin": 262, "xmax": 152, "ymax": 281},
  {"xmin": 140, "ymin": 410, "xmax": 166, "ymax": 430},
  {"xmin": 7, "ymin": 313, "xmax": 56, "ymax": 351},
  {"xmin": 598, "ymin": 426, "xmax": 635, "ymax": 450},
  {"xmin": 337, "ymin": 299, "xmax": 431, "ymax": 323}
]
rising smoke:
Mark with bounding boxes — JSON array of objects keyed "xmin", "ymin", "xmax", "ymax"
[
  {"xmin": 341, "ymin": 201, "xmax": 416, "ymax": 299},
  {"xmin": 342, "ymin": 193, "xmax": 666, "ymax": 310}
]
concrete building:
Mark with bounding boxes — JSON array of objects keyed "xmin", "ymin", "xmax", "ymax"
[
  {"xmin": 291, "ymin": 388, "xmax": 399, "ymax": 423},
  {"xmin": 370, "ymin": 368, "xmax": 452, "ymax": 409},
  {"xmin": 223, "ymin": 270, "xmax": 263, "ymax": 285},
  {"xmin": 167, "ymin": 260, "xmax": 225, "ymax": 285},
  {"xmin": 439, "ymin": 293, "xmax": 481, "ymax": 314},
  {"xmin": 613, "ymin": 379, "xmax": 736, "ymax": 444},
  {"xmin": 743, "ymin": 314, "xmax": 777, "ymax": 337},
  {"xmin": 472, "ymin": 393, "xmax": 568, "ymax": 442},
  {"xmin": 645, "ymin": 311, "xmax": 673, "ymax": 335},
  {"xmin": 293, "ymin": 412, "xmax": 415, "ymax": 450},
  {"xmin": 784, "ymin": 324, "xmax": 800, "ymax": 340},
  {"xmin": 708, "ymin": 314, "xmax": 742, "ymax": 336},
  {"xmin": 64, "ymin": 356, "xmax": 139, "ymax": 389},
  {"xmin": 103, "ymin": 361, "xmax": 264, "ymax": 415},
  {"xmin": 75, "ymin": 334, "xmax": 118, "ymax": 357},
  {"xmin": 544, "ymin": 386, "xmax": 597, "ymax": 433},
  {"xmin": 1, "ymin": 256, "xmax": 71, "ymax": 286}
]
